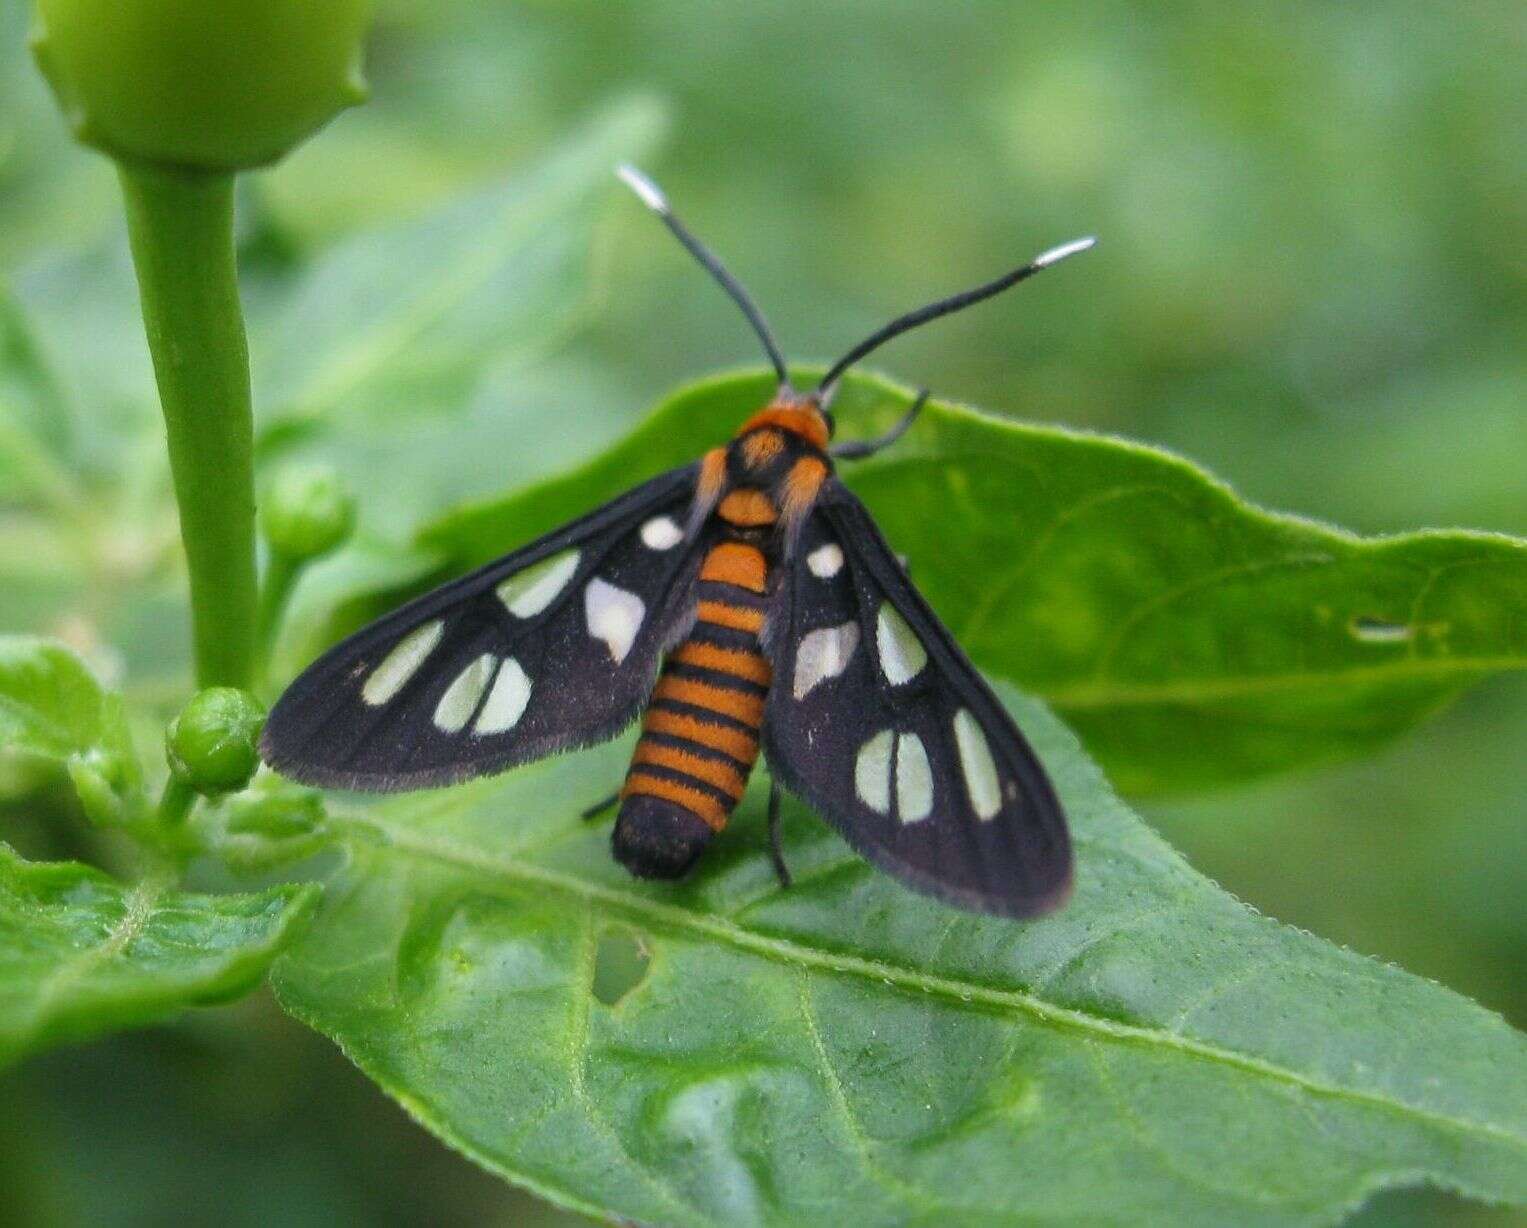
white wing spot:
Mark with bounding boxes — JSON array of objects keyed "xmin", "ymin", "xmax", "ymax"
[
  {"xmin": 875, "ymin": 602, "xmax": 927, "ymax": 685},
  {"xmin": 585, "ymin": 578, "xmax": 645, "ymax": 664},
  {"xmin": 496, "ymin": 549, "xmax": 580, "ymax": 619},
  {"xmin": 361, "ymin": 620, "xmax": 444, "ymax": 706},
  {"xmin": 474, "ymin": 657, "xmax": 531, "ymax": 736},
  {"xmin": 854, "ymin": 730, "xmax": 894, "ymax": 815},
  {"xmin": 896, "ymin": 733, "xmax": 934, "ymax": 823},
  {"xmin": 954, "ymin": 708, "xmax": 1002, "ymax": 819},
  {"xmin": 640, "ymin": 516, "xmax": 683, "ymax": 550},
  {"xmin": 434, "ymin": 653, "xmax": 495, "ymax": 733},
  {"xmin": 793, "ymin": 621, "xmax": 859, "ymax": 699},
  {"xmin": 807, "ymin": 543, "xmax": 844, "ymax": 578}
]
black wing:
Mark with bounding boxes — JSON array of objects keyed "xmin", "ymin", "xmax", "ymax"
[
  {"xmin": 762, "ymin": 481, "xmax": 1072, "ymax": 918},
  {"xmin": 262, "ymin": 465, "xmax": 708, "ymax": 791}
]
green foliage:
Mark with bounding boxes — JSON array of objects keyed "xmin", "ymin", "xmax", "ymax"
[
  {"xmin": 418, "ymin": 370, "xmax": 1527, "ymax": 794},
  {"xmin": 0, "ymin": 634, "xmax": 139, "ymax": 823},
  {"xmin": 275, "ymin": 692, "xmax": 1527, "ymax": 1225},
  {"xmin": 1, "ymin": 3, "xmax": 1522, "ymax": 1222},
  {"xmin": 0, "ymin": 635, "xmax": 129, "ymax": 768},
  {"xmin": 0, "ymin": 636, "xmax": 317, "ymax": 1054},
  {"xmin": 0, "ymin": 842, "xmax": 316, "ymax": 1068},
  {"xmin": 0, "ymin": 290, "xmax": 71, "ymax": 502},
  {"xmin": 253, "ymin": 97, "xmax": 665, "ymax": 441}
]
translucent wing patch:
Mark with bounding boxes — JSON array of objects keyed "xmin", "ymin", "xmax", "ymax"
[
  {"xmin": 262, "ymin": 466, "xmax": 707, "ymax": 791},
  {"xmin": 762, "ymin": 482, "xmax": 1072, "ymax": 918}
]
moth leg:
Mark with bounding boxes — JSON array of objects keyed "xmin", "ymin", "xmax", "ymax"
[
  {"xmin": 830, "ymin": 388, "xmax": 929, "ymax": 461},
  {"xmin": 581, "ymin": 790, "xmax": 621, "ymax": 821},
  {"xmin": 767, "ymin": 780, "xmax": 792, "ymax": 888}
]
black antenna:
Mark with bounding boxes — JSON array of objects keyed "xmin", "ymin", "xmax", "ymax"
[
  {"xmin": 815, "ymin": 236, "xmax": 1096, "ymax": 399},
  {"xmin": 618, "ymin": 165, "xmax": 791, "ymax": 388}
]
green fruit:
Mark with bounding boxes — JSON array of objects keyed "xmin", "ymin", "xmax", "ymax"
[
  {"xmin": 260, "ymin": 463, "xmax": 356, "ymax": 562},
  {"xmin": 31, "ymin": 0, "xmax": 370, "ymax": 170},
  {"xmin": 166, "ymin": 687, "xmax": 265, "ymax": 795}
]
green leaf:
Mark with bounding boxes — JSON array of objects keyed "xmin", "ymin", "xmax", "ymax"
[
  {"xmin": 0, "ymin": 288, "xmax": 75, "ymax": 503},
  {"xmin": 273, "ymin": 691, "xmax": 1527, "ymax": 1226},
  {"xmin": 0, "ymin": 843, "xmax": 318, "ymax": 1067},
  {"xmin": 0, "ymin": 636, "xmax": 140, "ymax": 817},
  {"xmin": 419, "ymin": 369, "xmax": 1527, "ymax": 794},
  {"xmin": 253, "ymin": 95, "xmax": 666, "ymax": 433},
  {"xmin": 202, "ymin": 775, "xmax": 331, "ymax": 875}
]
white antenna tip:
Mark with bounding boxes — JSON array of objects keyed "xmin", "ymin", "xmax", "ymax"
[
  {"xmin": 616, "ymin": 164, "xmax": 668, "ymax": 214},
  {"xmin": 1032, "ymin": 236, "xmax": 1097, "ymax": 269}
]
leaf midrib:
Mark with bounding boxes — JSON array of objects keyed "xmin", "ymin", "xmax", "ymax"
[
  {"xmin": 326, "ymin": 809, "xmax": 1526, "ymax": 1157},
  {"xmin": 1040, "ymin": 656, "xmax": 1523, "ymax": 708},
  {"xmin": 23, "ymin": 870, "xmax": 168, "ymax": 1038}
]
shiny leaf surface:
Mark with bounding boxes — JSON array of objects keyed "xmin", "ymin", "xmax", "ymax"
[
  {"xmin": 274, "ymin": 692, "xmax": 1527, "ymax": 1226},
  {"xmin": 0, "ymin": 844, "xmax": 317, "ymax": 1067}
]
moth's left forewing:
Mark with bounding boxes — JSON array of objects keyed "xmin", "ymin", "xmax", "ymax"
[
  {"xmin": 263, "ymin": 465, "xmax": 707, "ymax": 791},
  {"xmin": 762, "ymin": 483, "xmax": 1072, "ymax": 918}
]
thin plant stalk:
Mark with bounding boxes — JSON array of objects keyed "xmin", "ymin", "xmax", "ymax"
[{"xmin": 118, "ymin": 163, "xmax": 258, "ymax": 690}]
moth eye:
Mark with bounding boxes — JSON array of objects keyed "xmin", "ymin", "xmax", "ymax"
[{"xmin": 821, "ymin": 409, "xmax": 837, "ymax": 439}]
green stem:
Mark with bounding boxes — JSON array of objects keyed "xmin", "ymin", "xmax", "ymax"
[
  {"xmin": 118, "ymin": 163, "xmax": 258, "ymax": 690},
  {"xmin": 147, "ymin": 774, "xmax": 200, "ymax": 870},
  {"xmin": 255, "ymin": 550, "xmax": 301, "ymax": 693},
  {"xmin": 156, "ymin": 775, "xmax": 197, "ymax": 827}
]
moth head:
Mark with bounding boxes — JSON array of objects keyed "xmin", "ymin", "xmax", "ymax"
[{"xmin": 735, "ymin": 393, "xmax": 832, "ymax": 453}]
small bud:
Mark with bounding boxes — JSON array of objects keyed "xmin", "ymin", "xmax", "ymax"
[
  {"xmin": 260, "ymin": 463, "xmax": 356, "ymax": 563},
  {"xmin": 166, "ymin": 687, "xmax": 264, "ymax": 795},
  {"xmin": 30, "ymin": 0, "xmax": 371, "ymax": 171}
]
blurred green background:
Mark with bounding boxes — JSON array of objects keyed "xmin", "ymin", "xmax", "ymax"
[{"xmin": 1, "ymin": 1, "xmax": 1522, "ymax": 1224}]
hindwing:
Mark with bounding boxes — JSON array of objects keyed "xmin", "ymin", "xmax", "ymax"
[{"xmin": 762, "ymin": 481, "xmax": 1072, "ymax": 917}]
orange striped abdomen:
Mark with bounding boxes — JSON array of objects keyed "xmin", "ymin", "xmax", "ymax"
[{"xmin": 612, "ymin": 536, "xmax": 772, "ymax": 879}]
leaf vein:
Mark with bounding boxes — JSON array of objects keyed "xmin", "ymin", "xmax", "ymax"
[
  {"xmin": 328, "ymin": 811, "xmax": 1527, "ymax": 1158},
  {"xmin": 25, "ymin": 871, "xmax": 167, "ymax": 1034},
  {"xmin": 566, "ymin": 905, "xmax": 702, "ymax": 1226}
]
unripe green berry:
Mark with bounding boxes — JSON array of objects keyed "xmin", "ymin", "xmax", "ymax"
[
  {"xmin": 166, "ymin": 687, "xmax": 264, "ymax": 795},
  {"xmin": 260, "ymin": 463, "xmax": 356, "ymax": 562},
  {"xmin": 30, "ymin": 0, "xmax": 371, "ymax": 170}
]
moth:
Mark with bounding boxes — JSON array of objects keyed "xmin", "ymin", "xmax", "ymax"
[{"xmin": 262, "ymin": 166, "xmax": 1094, "ymax": 918}]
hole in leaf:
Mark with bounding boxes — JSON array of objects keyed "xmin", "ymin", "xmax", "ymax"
[
  {"xmin": 1348, "ymin": 616, "xmax": 1414, "ymax": 644},
  {"xmin": 592, "ymin": 927, "xmax": 651, "ymax": 1007}
]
